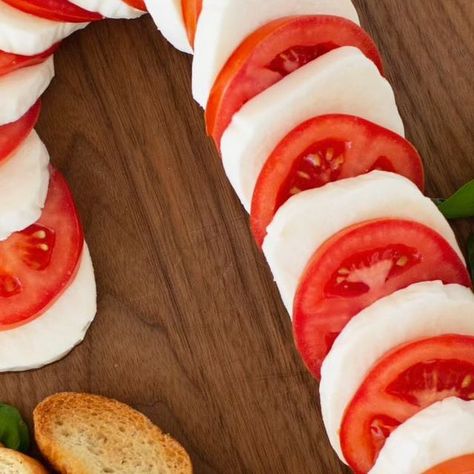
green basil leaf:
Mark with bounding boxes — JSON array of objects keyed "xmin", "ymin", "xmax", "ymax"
[
  {"xmin": 468, "ymin": 234, "xmax": 474, "ymax": 284},
  {"xmin": 438, "ymin": 180, "xmax": 474, "ymax": 219},
  {"xmin": 0, "ymin": 404, "xmax": 30, "ymax": 452}
]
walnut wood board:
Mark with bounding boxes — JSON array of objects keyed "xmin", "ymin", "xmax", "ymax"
[{"xmin": 1, "ymin": 1, "xmax": 473, "ymax": 472}]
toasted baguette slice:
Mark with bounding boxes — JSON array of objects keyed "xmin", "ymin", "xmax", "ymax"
[
  {"xmin": 0, "ymin": 447, "xmax": 48, "ymax": 473},
  {"xmin": 34, "ymin": 393, "xmax": 192, "ymax": 474}
]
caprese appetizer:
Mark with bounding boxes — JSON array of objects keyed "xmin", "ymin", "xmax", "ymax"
[
  {"xmin": 320, "ymin": 282, "xmax": 474, "ymax": 467},
  {"xmin": 1, "ymin": 0, "xmax": 472, "ymax": 472},
  {"xmin": 0, "ymin": 168, "xmax": 96, "ymax": 371},
  {"xmin": 0, "ymin": 0, "xmax": 153, "ymax": 374}
]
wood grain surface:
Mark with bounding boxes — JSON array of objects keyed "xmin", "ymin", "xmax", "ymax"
[{"xmin": 1, "ymin": 1, "xmax": 474, "ymax": 473}]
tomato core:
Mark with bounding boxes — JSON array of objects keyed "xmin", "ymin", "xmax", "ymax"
[
  {"xmin": 275, "ymin": 139, "xmax": 348, "ymax": 208},
  {"xmin": 387, "ymin": 359, "xmax": 474, "ymax": 406},
  {"xmin": 325, "ymin": 244, "xmax": 421, "ymax": 298},
  {"xmin": 267, "ymin": 42, "xmax": 337, "ymax": 76}
]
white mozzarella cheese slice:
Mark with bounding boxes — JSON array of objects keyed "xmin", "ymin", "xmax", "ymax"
[
  {"xmin": 370, "ymin": 398, "xmax": 474, "ymax": 474},
  {"xmin": 68, "ymin": 0, "xmax": 143, "ymax": 19},
  {"xmin": 222, "ymin": 47, "xmax": 404, "ymax": 211},
  {"xmin": 0, "ymin": 56, "xmax": 54, "ymax": 126},
  {"xmin": 192, "ymin": 0, "xmax": 360, "ymax": 107},
  {"xmin": 0, "ymin": 130, "xmax": 50, "ymax": 241},
  {"xmin": 320, "ymin": 281, "xmax": 474, "ymax": 462},
  {"xmin": 262, "ymin": 171, "xmax": 463, "ymax": 314},
  {"xmin": 0, "ymin": 0, "xmax": 87, "ymax": 56},
  {"xmin": 0, "ymin": 244, "xmax": 96, "ymax": 372},
  {"xmin": 145, "ymin": 0, "xmax": 192, "ymax": 53}
]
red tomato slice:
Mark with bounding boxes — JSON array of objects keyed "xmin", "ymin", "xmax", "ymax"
[
  {"xmin": 340, "ymin": 335, "xmax": 474, "ymax": 473},
  {"xmin": 2, "ymin": 0, "xmax": 102, "ymax": 22},
  {"xmin": 251, "ymin": 115, "xmax": 425, "ymax": 245},
  {"xmin": 0, "ymin": 101, "xmax": 41, "ymax": 165},
  {"xmin": 0, "ymin": 168, "xmax": 84, "ymax": 329},
  {"xmin": 181, "ymin": 0, "xmax": 202, "ymax": 47},
  {"xmin": 206, "ymin": 15, "xmax": 384, "ymax": 148},
  {"xmin": 424, "ymin": 454, "xmax": 474, "ymax": 474},
  {"xmin": 122, "ymin": 0, "xmax": 146, "ymax": 11},
  {"xmin": 293, "ymin": 219, "xmax": 471, "ymax": 379},
  {"xmin": 0, "ymin": 44, "xmax": 58, "ymax": 77}
]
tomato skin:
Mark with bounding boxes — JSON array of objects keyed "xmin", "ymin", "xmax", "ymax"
[
  {"xmin": 2, "ymin": 0, "xmax": 102, "ymax": 21},
  {"xmin": 0, "ymin": 44, "xmax": 58, "ymax": 77},
  {"xmin": 424, "ymin": 454, "xmax": 474, "ymax": 474},
  {"xmin": 0, "ymin": 168, "xmax": 83, "ymax": 329},
  {"xmin": 340, "ymin": 335, "xmax": 474, "ymax": 473},
  {"xmin": 293, "ymin": 219, "xmax": 471, "ymax": 379},
  {"xmin": 0, "ymin": 101, "xmax": 41, "ymax": 164},
  {"xmin": 206, "ymin": 15, "xmax": 384, "ymax": 149},
  {"xmin": 181, "ymin": 0, "xmax": 202, "ymax": 47},
  {"xmin": 251, "ymin": 115, "xmax": 425, "ymax": 246},
  {"xmin": 122, "ymin": 0, "xmax": 146, "ymax": 11}
]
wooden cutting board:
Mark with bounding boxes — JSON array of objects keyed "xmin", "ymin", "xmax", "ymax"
[{"xmin": 2, "ymin": 1, "xmax": 473, "ymax": 472}]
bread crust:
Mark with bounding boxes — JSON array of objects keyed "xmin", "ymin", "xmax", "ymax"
[
  {"xmin": 0, "ymin": 447, "xmax": 48, "ymax": 473},
  {"xmin": 34, "ymin": 392, "xmax": 192, "ymax": 474}
]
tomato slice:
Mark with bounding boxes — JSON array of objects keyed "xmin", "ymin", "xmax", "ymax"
[
  {"xmin": 0, "ymin": 168, "xmax": 83, "ymax": 329},
  {"xmin": 122, "ymin": 0, "xmax": 146, "ymax": 11},
  {"xmin": 2, "ymin": 0, "xmax": 102, "ymax": 22},
  {"xmin": 293, "ymin": 219, "xmax": 471, "ymax": 379},
  {"xmin": 0, "ymin": 44, "xmax": 58, "ymax": 77},
  {"xmin": 181, "ymin": 0, "xmax": 202, "ymax": 47},
  {"xmin": 251, "ymin": 115, "xmax": 425, "ymax": 245},
  {"xmin": 424, "ymin": 454, "xmax": 474, "ymax": 474},
  {"xmin": 206, "ymin": 15, "xmax": 384, "ymax": 148},
  {"xmin": 0, "ymin": 101, "xmax": 41, "ymax": 165},
  {"xmin": 340, "ymin": 335, "xmax": 474, "ymax": 473}
]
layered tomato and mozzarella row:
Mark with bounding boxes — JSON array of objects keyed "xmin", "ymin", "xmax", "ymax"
[
  {"xmin": 320, "ymin": 282, "xmax": 474, "ymax": 469},
  {"xmin": 150, "ymin": 4, "xmax": 474, "ymax": 472},
  {"xmin": 3, "ymin": 0, "xmax": 472, "ymax": 469},
  {"xmin": 0, "ymin": 0, "xmax": 150, "ymax": 371},
  {"xmin": 0, "ymin": 0, "xmax": 111, "ymax": 370},
  {"xmin": 0, "ymin": 167, "xmax": 96, "ymax": 371}
]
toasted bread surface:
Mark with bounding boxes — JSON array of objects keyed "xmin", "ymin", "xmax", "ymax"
[
  {"xmin": 0, "ymin": 447, "xmax": 48, "ymax": 473},
  {"xmin": 34, "ymin": 392, "xmax": 192, "ymax": 474}
]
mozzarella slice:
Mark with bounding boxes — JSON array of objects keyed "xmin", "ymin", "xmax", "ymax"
[
  {"xmin": 0, "ymin": 56, "xmax": 54, "ymax": 126},
  {"xmin": 0, "ymin": 244, "xmax": 96, "ymax": 372},
  {"xmin": 370, "ymin": 398, "xmax": 474, "ymax": 474},
  {"xmin": 262, "ymin": 171, "xmax": 463, "ymax": 314},
  {"xmin": 68, "ymin": 0, "xmax": 143, "ymax": 19},
  {"xmin": 193, "ymin": 0, "xmax": 360, "ymax": 107},
  {"xmin": 0, "ymin": 130, "xmax": 50, "ymax": 241},
  {"xmin": 145, "ymin": 0, "xmax": 192, "ymax": 53},
  {"xmin": 320, "ymin": 281, "xmax": 474, "ymax": 462},
  {"xmin": 222, "ymin": 47, "xmax": 404, "ymax": 211},
  {"xmin": 0, "ymin": 0, "xmax": 87, "ymax": 56}
]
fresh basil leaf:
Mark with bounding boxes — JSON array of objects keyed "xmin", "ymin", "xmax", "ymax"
[
  {"xmin": 0, "ymin": 404, "xmax": 30, "ymax": 452},
  {"xmin": 468, "ymin": 234, "xmax": 474, "ymax": 284},
  {"xmin": 438, "ymin": 180, "xmax": 474, "ymax": 219}
]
